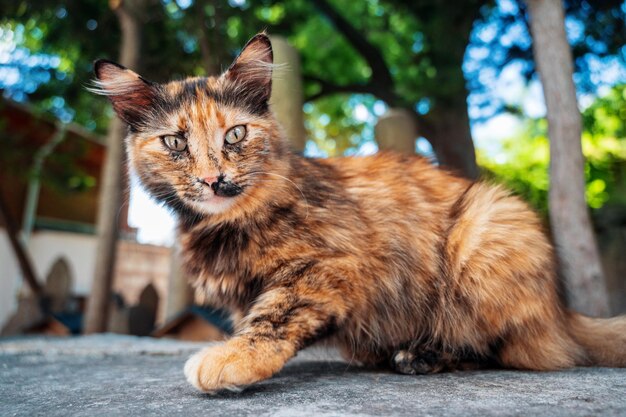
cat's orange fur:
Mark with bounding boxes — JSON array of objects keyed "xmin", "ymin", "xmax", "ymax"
[{"xmin": 93, "ymin": 33, "xmax": 626, "ymax": 393}]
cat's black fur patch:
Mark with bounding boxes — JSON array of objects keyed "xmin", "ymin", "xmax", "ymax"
[{"xmin": 187, "ymin": 221, "xmax": 250, "ymax": 275}]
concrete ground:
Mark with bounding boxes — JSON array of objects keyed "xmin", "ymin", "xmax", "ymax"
[{"xmin": 1, "ymin": 335, "xmax": 625, "ymax": 417}]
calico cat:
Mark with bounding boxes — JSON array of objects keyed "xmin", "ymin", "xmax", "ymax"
[{"xmin": 92, "ymin": 33, "xmax": 626, "ymax": 393}]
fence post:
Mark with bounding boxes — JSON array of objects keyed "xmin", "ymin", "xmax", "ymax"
[
  {"xmin": 375, "ymin": 108, "xmax": 417, "ymax": 154},
  {"xmin": 269, "ymin": 36, "xmax": 307, "ymax": 152}
]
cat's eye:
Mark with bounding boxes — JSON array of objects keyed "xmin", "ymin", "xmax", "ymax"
[
  {"xmin": 162, "ymin": 135, "xmax": 187, "ymax": 152},
  {"xmin": 225, "ymin": 125, "xmax": 247, "ymax": 144}
]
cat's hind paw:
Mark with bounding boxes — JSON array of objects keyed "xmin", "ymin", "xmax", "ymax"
[{"xmin": 391, "ymin": 348, "xmax": 451, "ymax": 375}]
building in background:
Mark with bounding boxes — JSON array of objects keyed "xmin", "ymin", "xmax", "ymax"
[{"xmin": 0, "ymin": 99, "xmax": 172, "ymax": 334}]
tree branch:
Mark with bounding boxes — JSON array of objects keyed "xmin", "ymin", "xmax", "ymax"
[
  {"xmin": 0, "ymin": 191, "xmax": 42, "ymax": 298},
  {"xmin": 303, "ymin": 75, "xmax": 379, "ymax": 102},
  {"xmin": 194, "ymin": 0, "xmax": 220, "ymax": 75},
  {"xmin": 310, "ymin": 0, "xmax": 398, "ymax": 104},
  {"xmin": 303, "ymin": 75, "xmax": 435, "ymax": 141}
]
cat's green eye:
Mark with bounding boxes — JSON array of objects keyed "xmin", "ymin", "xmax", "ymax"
[
  {"xmin": 225, "ymin": 125, "xmax": 247, "ymax": 144},
  {"xmin": 162, "ymin": 135, "xmax": 187, "ymax": 152}
]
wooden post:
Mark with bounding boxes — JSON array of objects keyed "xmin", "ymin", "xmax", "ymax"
[
  {"xmin": 84, "ymin": 0, "xmax": 144, "ymax": 333},
  {"xmin": 269, "ymin": 36, "xmax": 307, "ymax": 153},
  {"xmin": 375, "ymin": 108, "xmax": 417, "ymax": 155}
]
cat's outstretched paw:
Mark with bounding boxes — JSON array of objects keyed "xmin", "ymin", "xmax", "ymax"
[{"xmin": 184, "ymin": 339, "xmax": 288, "ymax": 393}]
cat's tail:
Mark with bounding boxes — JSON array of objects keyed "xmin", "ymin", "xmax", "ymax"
[{"xmin": 567, "ymin": 311, "xmax": 626, "ymax": 367}]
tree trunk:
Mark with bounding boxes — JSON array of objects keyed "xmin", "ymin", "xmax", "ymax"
[
  {"xmin": 426, "ymin": 102, "xmax": 479, "ymax": 180},
  {"xmin": 84, "ymin": 0, "xmax": 144, "ymax": 333},
  {"xmin": 195, "ymin": 0, "xmax": 220, "ymax": 76},
  {"xmin": 407, "ymin": 0, "xmax": 481, "ymax": 180},
  {"xmin": 0, "ymin": 192, "xmax": 42, "ymax": 299},
  {"xmin": 527, "ymin": 0, "xmax": 609, "ymax": 316},
  {"xmin": 309, "ymin": 0, "xmax": 480, "ymax": 178}
]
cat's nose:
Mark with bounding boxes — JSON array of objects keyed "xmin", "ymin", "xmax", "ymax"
[{"xmin": 201, "ymin": 175, "xmax": 219, "ymax": 186}]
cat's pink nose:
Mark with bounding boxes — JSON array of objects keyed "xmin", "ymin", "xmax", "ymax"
[{"xmin": 202, "ymin": 175, "xmax": 219, "ymax": 186}]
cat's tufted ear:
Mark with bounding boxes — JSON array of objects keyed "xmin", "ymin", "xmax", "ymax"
[
  {"xmin": 224, "ymin": 33, "xmax": 274, "ymax": 104},
  {"xmin": 90, "ymin": 60, "xmax": 160, "ymax": 130}
]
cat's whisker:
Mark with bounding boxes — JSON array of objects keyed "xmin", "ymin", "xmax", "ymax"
[
  {"xmin": 238, "ymin": 191, "xmax": 283, "ymax": 215},
  {"xmin": 241, "ymin": 171, "xmax": 310, "ymax": 219},
  {"xmin": 241, "ymin": 178, "xmax": 310, "ymax": 220}
]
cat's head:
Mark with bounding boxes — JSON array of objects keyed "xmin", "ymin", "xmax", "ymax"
[{"xmin": 92, "ymin": 33, "xmax": 290, "ymax": 221}]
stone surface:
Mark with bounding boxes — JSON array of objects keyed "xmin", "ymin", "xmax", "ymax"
[{"xmin": 1, "ymin": 335, "xmax": 625, "ymax": 417}]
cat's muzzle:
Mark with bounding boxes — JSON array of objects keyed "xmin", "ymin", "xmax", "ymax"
[{"xmin": 211, "ymin": 177, "xmax": 243, "ymax": 197}]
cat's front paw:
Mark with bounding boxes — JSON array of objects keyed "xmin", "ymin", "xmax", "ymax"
[{"xmin": 183, "ymin": 339, "xmax": 289, "ymax": 393}]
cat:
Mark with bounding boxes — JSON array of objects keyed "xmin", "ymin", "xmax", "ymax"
[{"xmin": 92, "ymin": 33, "xmax": 626, "ymax": 393}]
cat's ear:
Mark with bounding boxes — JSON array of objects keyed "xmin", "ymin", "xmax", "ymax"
[
  {"xmin": 90, "ymin": 60, "xmax": 159, "ymax": 129},
  {"xmin": 224, "ymin": 33, "xmax": 273, "ymax": 103}
]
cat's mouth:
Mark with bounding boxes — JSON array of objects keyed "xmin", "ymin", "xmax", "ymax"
[
  {"xmin": 188, "ymin": 193, "xmax": 238, "ymax": 215},
  {"xmin": 181, "ymin": 176, "xmax": 246, "ymax": 215},
  {"xmin": 184, "ymin": 178, "xmax": 245, "ymax": 215}
]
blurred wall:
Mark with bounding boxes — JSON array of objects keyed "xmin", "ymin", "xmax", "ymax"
[
  {"xmin": 0, "ymin": 230, "xmax": 172, "ymax": 331},
  {"xmin": 0, "ymin": 231, "xmax": 21, "ymax": 330},
  {"xmin": 112, "ymin": 240, "xmax": 171, "ymax": 325},
  {"xmin": 28, "ymin": 231, "xmax": 97, "ymax": 295}
]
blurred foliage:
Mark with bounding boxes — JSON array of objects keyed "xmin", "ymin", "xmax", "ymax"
[
  {"xmin": 0, "ymin": 0, "xmax": 624, "ymax": 203},
  {"xmin": 0, "ymin": 108, "xmax": 96, "ymax": 194},
  {"xmin": 467, "ymin": 0, "xmax": 626, "ymax": 122},
  {"xmin": 1, "ymin": 0, "xmax": 624, "ymax": 144},
  {"xmin": 303, "ymin": 94, "xmax": 384, "ymax": 156},
  {"xmin": 479, "ymin": 84, "xmax": 626, "ymax": 215}
]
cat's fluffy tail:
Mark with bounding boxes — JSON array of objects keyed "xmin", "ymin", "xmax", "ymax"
[{"xmin": 568, "ymin": 311, "xmax": 626, "ymax": 367}]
